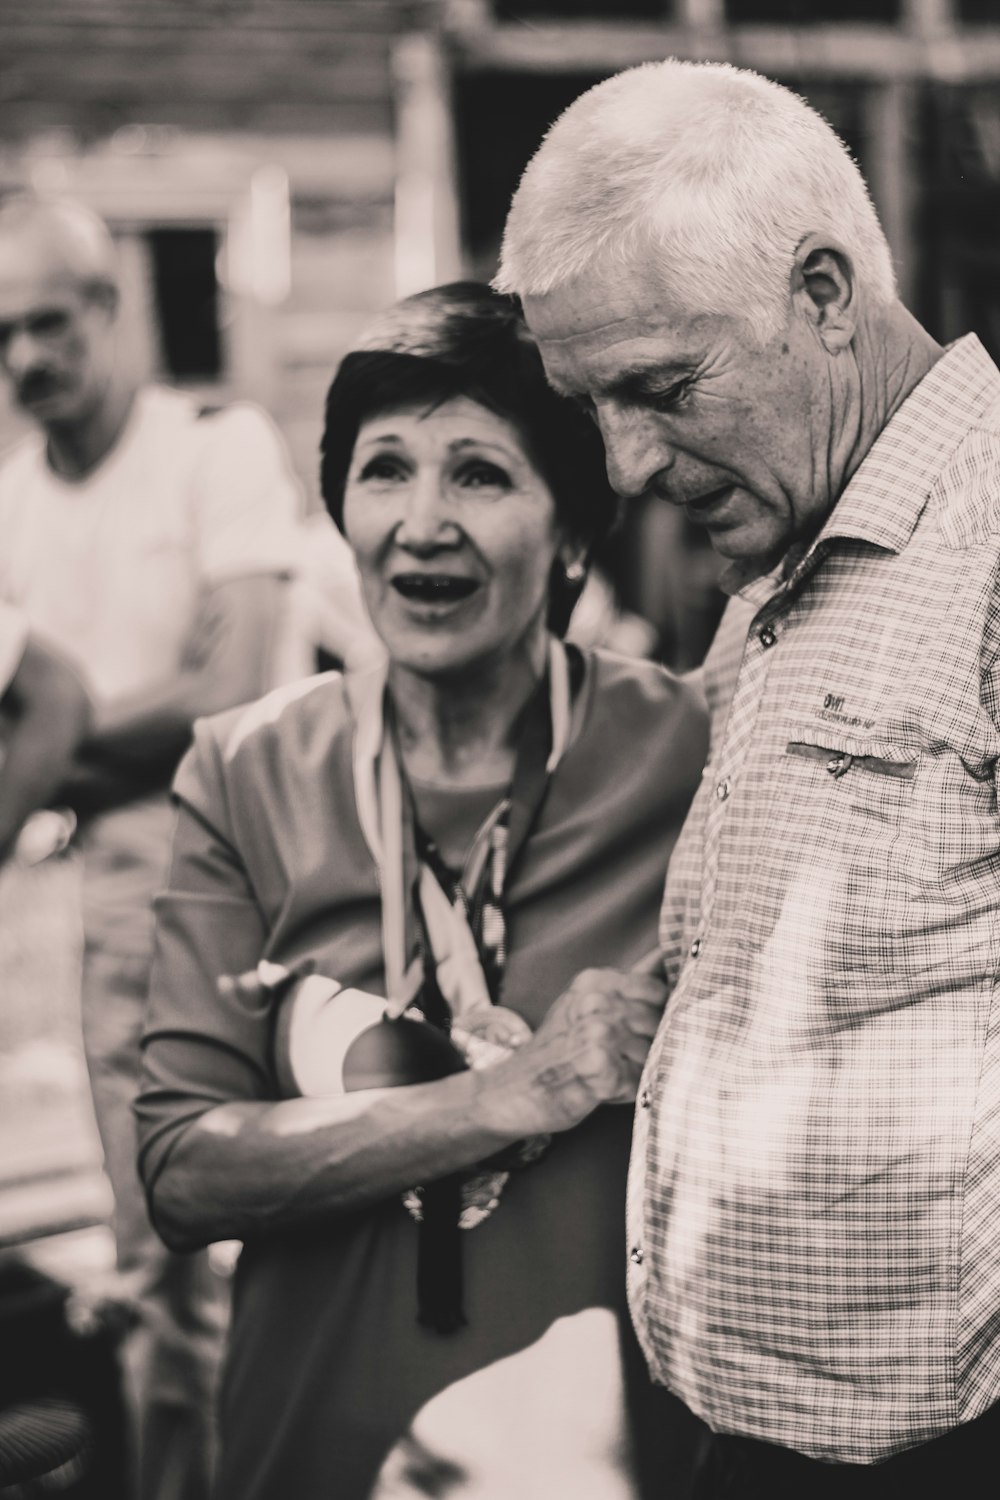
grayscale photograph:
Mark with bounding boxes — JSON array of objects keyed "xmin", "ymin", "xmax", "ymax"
[{"xmin": 0, "ymin": 2, "xmax": 998, "ymax": 1497}]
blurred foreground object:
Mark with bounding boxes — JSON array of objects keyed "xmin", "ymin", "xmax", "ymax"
[{"xmin": 0, "ymin": 1255, "xmax": 128, "ymax": 1498}]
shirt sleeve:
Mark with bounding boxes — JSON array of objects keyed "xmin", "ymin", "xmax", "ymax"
[
  {"xmin": 0, "ymin": 600, "xmax": 28, "ymax": 697},
  {"xmin": 189, "ymin": 403, "xmax": 304, "ymax": 585},
  {"xmin": 137, "ymin": 719, "xmax": 273, "ymax": 1194},
  {"xmin": 980, "ymin": 568, "xmax": 1000, "ymax": 742}
]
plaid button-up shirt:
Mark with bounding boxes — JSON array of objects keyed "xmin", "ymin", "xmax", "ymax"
[{"xmin": 627, "ymin": 334, "xmax": 1000, "ymax": 1463}]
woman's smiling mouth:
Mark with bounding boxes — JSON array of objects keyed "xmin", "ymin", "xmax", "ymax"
[{"xmin": 390, "ymin": 573, "xmax": 481, "ymax": 605}]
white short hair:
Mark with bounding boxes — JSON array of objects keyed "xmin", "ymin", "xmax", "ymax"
[{"xmin": 495, "ymin": 60, "xmax": 896, "ymax": 343}]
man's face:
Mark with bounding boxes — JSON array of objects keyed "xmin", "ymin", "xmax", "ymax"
[
  {"xmin": 0, "ymin": 254, "xmax": 114, "ymax": 427},
  {"xmin": 523, "ymin": 261, "xmax": 839, "ymax": 572}
]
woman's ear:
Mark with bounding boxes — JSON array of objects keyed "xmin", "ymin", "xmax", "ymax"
[
  {"xmin": 557, "ymin": 540, "xmax": 587, "ymax": 583},
  {"xmin": 791, "ymin": 236, "xmax": 857, "ymax": 353}
]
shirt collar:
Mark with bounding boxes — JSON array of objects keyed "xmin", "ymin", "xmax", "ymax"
[{"xmin": 729, "ymin": 334, "xmax": 1000, "ymax": 607}]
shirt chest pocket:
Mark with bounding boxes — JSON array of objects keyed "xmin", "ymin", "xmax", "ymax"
[
  {"xmin": 745, "ymin": 730, "xmax": 921, "ymax": 972},
  {"xmin": 778, "ymin": 729, "xmax": 919, "ymax": 848},
  {"xmin": 785, "ymin": 737, "xmax": 918, "ymax": 821}
]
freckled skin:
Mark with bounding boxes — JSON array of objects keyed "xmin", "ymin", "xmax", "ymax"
[
  {"xmin": 522, "ymin": 242, "xmax": 945, "ymax": 579},
  {"xmin": 523, "ymin": 268, "xmax": 851, "ymax": 575}
]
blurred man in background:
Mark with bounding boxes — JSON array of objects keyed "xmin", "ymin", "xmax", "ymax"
[
  {"xmin": 0, "ymin": 598, "xmax": 91, "ymax": 863},
  {"xmin": 0, "ymin": 191, "xmax": 305, "ymax": 1500}
]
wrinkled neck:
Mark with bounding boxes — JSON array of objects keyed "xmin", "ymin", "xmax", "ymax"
[{"xmin": 388, "ymin": 636, "xmax": 548, "ymax": 787}]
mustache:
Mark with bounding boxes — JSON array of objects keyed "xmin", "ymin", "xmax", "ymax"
[{"xmin": 15, "ymin": 368, "xmax": 63, "ymax": 405}]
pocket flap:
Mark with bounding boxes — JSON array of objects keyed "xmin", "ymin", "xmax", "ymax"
[{"xmin": 786, "ymin": 739, "xmax": 918, "ymax": 780}]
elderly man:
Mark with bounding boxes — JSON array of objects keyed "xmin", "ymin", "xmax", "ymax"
[
  {"xmin": 498, "ymin": 59, "xmax": 1000, "ymax": 1494},
  {"xmin": 0, "ymin": 192, "xmax": 305, "ymax": 1500}
]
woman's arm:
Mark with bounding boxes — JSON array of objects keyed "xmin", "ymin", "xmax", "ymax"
[
  {"xmin": 143, "ymin": 966, "xmax": 664, "ymax": 1252},
  {"xmin": 137, "ymin": 723, "xmax": 666, "ymax": 1252}
]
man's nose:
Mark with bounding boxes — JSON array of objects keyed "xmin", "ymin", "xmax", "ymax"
[
  {"xmin": 597, "ymin": 404, "xmax": 675, "ymax": 502},
  {"xmin": 3, "ymin": 325, "xmax": 44, "ymax": 380}
]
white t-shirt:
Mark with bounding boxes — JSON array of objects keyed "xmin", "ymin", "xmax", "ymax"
[
  {"xmin": 0, "ymin": 384, "xmax": 305, "ymax": 701},
  {"xmin": 0, "ymin": 385, "xmax": 306, "ymax": 952},
  {"xmin": 0, "ymin": 599, "xmax": 28, "ymax": 698}
]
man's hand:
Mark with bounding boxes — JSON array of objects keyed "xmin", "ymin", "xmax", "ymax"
[{"xmin": 484, "ymin": 965, "xmax": 668, "ymax": 1137}]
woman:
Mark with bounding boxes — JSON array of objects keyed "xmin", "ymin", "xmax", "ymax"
[{"xmin": 136, "ymin": 284, "xmax": 708, "ymax": 1499}]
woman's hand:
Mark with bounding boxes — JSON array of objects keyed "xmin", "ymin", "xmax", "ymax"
[
  {"xmin": 143, "ymin": 957, "xmax": 667, "ymax": 1250},
  {"xmin": 480, "ymin": 964, "xmax": 669, "ymax": 1137}
]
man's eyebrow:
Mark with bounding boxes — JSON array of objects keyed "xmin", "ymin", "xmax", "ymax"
[
  {"xmin": 551, "ymin": 360, "xmax": 698, "ymax": 403},
  {"xmin": 609, "ymin": 362, "xmax": 698, "ymax": 399}
]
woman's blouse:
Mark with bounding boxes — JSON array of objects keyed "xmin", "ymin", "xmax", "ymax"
[{"xmin": 137, "ymin": 649, "xmax": 708, "ymax": 1500}]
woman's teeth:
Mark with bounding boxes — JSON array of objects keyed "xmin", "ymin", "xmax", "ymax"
[{"xmin": 392, "ymin": 574, "xmax": 478, "ymax": 603}]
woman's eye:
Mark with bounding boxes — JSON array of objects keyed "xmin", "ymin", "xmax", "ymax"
[
  {"xmin": 357, "ymin": 456, "xmax": 408, "ymax": 483},
  {"xmin": 455, "ymin": 460, "xmax": 511, "ymax": 490}
]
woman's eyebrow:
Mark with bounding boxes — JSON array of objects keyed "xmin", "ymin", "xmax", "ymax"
[
  {"xmin": 446, "ymin": 438, "xmax": 514, "ymax": 457},
  {"xmin": 354, "ymin": 432, "xmax": 406, "ymax": 451}
]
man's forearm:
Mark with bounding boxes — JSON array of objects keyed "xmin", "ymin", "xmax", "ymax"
[
  {"xmin": 0, "ymin": 646, "xmax": 91, "ymax": 859},
  {"xmin": 87, "ymin": 673, "xmax": 218, "ymax": 769},
  {"xmin": 57, "ymin": 750, "xmax": 178, "ymax": 821},
  {"xmin": 86, "ymin": 572, "xmax": 288, "ymax": 768},
  {"xmin": 0, "ymin": 715, "xmax": 80, "ymax": 856}
]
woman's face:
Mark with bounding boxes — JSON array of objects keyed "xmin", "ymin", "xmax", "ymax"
[{"xmin": 343, "ymin": 396, "xmax": 569, "ymax": 681}]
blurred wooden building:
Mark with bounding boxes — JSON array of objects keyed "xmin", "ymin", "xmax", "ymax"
[{"xmin": 0, "ymin": 0, "xmax": 461, "ymax": 507}]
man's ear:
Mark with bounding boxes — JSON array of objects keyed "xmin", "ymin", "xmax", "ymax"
[
  {"xmin": 790, "ymin": 236, "xmax": 856, "ymax": 353},
  {"xmin": 85, "ymin": 278, "xmax": 120, "ymax": 320}
]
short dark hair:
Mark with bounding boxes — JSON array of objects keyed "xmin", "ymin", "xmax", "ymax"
[{"xmin": 319, "ymin": 283, "xmax": 619, "ymax": 632}]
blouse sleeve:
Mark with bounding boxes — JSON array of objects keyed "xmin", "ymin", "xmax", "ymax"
[{"xmin": 136, "ymin": 717, "xmax": 273, "ymax": 1198}]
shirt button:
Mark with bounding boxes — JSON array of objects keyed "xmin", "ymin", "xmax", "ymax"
[
  {"xmin": 639, "ymin": 1088, "xmax": 652, "ymax": 1110},
  {"xmin": 630, "ymin": 1245, "xmax": 644, "ymax": 1266},
  {"xmin": 759, "ymin": 625, "xmax": 777, "ymax": 648},
  {"xmin": 716, "ymin": 778, "xmax": 731, "ymax": 801},
  {"xmin": 690, "ymin": 937, "xmax": 702, "ymax": 958}
]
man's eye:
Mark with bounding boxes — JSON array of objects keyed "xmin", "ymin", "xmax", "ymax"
[
  {"xmin": 29, "ymin": 311, "xmax": 70, "ymax": 338},
  {"xmin": 455, "ymin": 460, "xmax": 510, "ymax": 490},
  {"xmin": 647, "ymin": 379, "xmax": 693, "ymax": 414},
  {"xmin": 358, "ymin": 456, "xmax": 407, "ymax": 482}
]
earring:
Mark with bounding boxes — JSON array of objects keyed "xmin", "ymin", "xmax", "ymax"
[{"xmin": 563, "ymin": 559, "xmax": 586, "ymax": 584}]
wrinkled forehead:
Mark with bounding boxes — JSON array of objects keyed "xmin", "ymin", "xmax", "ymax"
[
  {"xmin": 521, "ymin": 274, "xmax": 708, "ymax": 400},
  {"xmin": 0, "ymin": 233, "xmax": 86, "ymax": 321}
]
